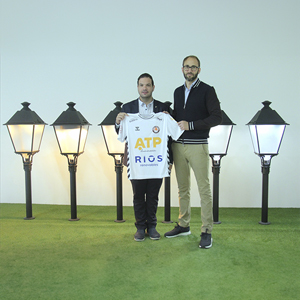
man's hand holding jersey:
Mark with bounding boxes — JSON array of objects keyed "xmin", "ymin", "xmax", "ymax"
[{"xmin": 116, "ymin": 112, "xmax": 128, "ymax": 125}]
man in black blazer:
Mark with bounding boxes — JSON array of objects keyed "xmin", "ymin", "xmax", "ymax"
[{"xmin": 116, "ymin": 73, "xmax": 170, "ymax": 242}]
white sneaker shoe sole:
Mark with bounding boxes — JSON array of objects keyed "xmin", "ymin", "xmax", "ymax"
[{"xmin": 165, "ymin": 231, "xmax": 191, "ymax": 238}]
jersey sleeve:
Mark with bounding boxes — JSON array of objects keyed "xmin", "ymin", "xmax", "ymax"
[
  {"xmin": 117, "ymin": 118, "xmax": 127, "ymax": 142},
  {"xmin": 166, "ymin": 114, "xmax": 184, "ymax": 140}
]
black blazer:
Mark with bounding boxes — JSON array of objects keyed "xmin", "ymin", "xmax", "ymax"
[{"xmin": 121, "ymin": 99, "xmax": 169, "ymax": 114}]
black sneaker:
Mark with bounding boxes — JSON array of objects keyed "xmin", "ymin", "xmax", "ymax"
[
  {"xmin": 134, "ymin": 229, "xmax": 145, "ymax": 242},
  {"xmin": 199, "ymin": 229, "xmax": 212, "ymax": 249},
  {"xmin": 164, "ymin": 223, "xmax": 191, "ymax": 238},
  {"xmin": 148, "ymin": 228, "xmax": 161, "ymax": 240}
]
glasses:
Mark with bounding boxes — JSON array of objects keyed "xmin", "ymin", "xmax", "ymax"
[{"xmin": 183, "ymin": 65, "xmax": 199, "ymax": 71}]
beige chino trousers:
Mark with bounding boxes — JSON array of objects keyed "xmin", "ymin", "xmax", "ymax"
[{"xmin": 172, "ymin": 142, "xmax": 213, "ymax": 234}]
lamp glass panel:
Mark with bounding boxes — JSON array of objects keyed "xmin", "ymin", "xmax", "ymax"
[
  {"xmin": 101, "ymin": 125, "xmax": 124, "ymax": 155},
  {"xmin": 78, "ymin": 125, "xmax": 89, "ymax": 153},
  {"xmin": 249, "ymin": 125, "xmax": 259, "ymax": 154},
  {"xmin": 209, "ymin": 125, "xmax": 232, "ymax": 155},
  {"xmin": 249, "ymin": 125, "xmax": 286, "ymax": 155},
  {"xmin": 54, "ymin": 125, "xmax": 83, "ymax": 154},
  {"xmin": 7, "ymin": 124, "xmax": 44, "ymax": 153},
  {"xmin": 32, "ymin": 125, "xmax": 45, "ymax": 152}
]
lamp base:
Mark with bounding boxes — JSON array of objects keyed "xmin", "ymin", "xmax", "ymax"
[
  {"xmin": 162, "ymin": 220, "xmax": 173, "ymax": 223},
  {"xmin": 69, "ymin": 218, "xmax": 80, "ymax": 221},
  {"xmin": 259, "ymin": 221, "xmax": 271, "ymax": 225},
  {"xmin": 213, "ymin": 221, "xmax": 222, "ymax": 224},
  {"xmin": 115, "ymin": 219, "xmax": 126, "ymax": 223},
  {"xmin": 24, "ymin": 216, "xmax": 35, "ymax": 220}
]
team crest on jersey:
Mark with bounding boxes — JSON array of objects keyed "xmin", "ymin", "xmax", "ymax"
[{"xmin": 152, "ymin": 126, "xmax": 160, "ymax": 133}]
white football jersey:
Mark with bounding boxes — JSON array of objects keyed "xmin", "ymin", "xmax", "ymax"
[{"xmin": 118, "ymin": 112, "xmax": 184, "ymax": 180}]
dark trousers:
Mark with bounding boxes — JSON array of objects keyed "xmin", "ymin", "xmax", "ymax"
[{"xmin": 131, "ymin": 179, "xmax": 163, "ymax": 230}]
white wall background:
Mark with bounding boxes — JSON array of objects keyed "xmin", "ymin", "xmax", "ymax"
[{"xmin": 1, "ymin": 0, "xmax": 299, "ymax": 208}]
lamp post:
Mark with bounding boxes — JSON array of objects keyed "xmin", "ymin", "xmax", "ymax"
[
  {"xmin": 209, "ymin": 110, "xmax": 235, "ymax": 224},
  {"xmin": 247, "ymin": 101, "xmax": 288, "ymax": 225},
  {"xmin": 4, "ymin": 102, "xmax": 46, "ymax": 220},
  {"xmin": 162, "ymin": 101, "xmax": 173, "ymax": 223},
  {"xmin": 99, "ymin": 101, "xmax": 125, "ymax": 222},
  {"xmin": 51, "ymin": 102, "xmax": 91, "ymax": 221}
]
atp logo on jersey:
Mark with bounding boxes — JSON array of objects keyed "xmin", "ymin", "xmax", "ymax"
[
  {"xmin": 152, "ymin": 126, "xmax": 160, "ymax": 133},
  {"xmin": 135, "ymin": 137, "xmax": 161, "ymax": 150}
]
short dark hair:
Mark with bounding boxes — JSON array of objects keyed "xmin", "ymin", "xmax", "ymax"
[
  {"xmin": 182, "ymin": 55, "xmax": 201, "ymax": 68},
  {"xmin": 137, "ymin": 73, "xmax": 154, "ymax": 86}
]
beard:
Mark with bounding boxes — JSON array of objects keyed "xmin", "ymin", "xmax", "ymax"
[{"xmin": 184, "ymin": 72, "xmax": 198, "ymax": 82}]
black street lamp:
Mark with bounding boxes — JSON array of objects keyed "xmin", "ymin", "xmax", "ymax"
[
  {"xmin": 4, "ymin": 102, "xmax": 46, "ymax": 219},
  {"xmin": 162, "ymin": 101, "xmax": 173, "ymax": 223},
  {"xmin": 247, "ymin": 101, "xmax": 289, "ymax": 225},
  {"xmin": 99, "ymin": 102, "xmax": 125, "ymax": 222},
  {"xmin": 209, "ymin": 110, "xmax": 235, "ymax": 224},
  {"xmin": 51, "ymin": 102, "xmax": 91, "ymax": 221}
]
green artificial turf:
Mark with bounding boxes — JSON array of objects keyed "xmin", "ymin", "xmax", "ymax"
[{"xmin": 0, "ymin": 204, "xmax": 299, "ymax": 300}]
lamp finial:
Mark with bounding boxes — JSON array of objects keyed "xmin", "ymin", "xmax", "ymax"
[
  {"xmin": 262, "ymin": 101, "xmax": 271, "ymax": 108},
  {"xmin": 67, "ymin": 102, "xmax": 76, "ymax": 110},
  {"xmin": 21, "ymin": 102, "xmax": 31, "ymax": 110}
]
